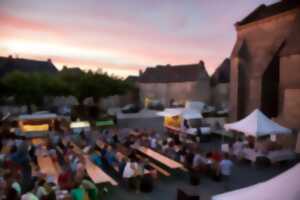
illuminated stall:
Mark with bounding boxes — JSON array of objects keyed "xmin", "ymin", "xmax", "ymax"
[
  {"xmin": 18, "ymin": 113, "xmax": 57, "ymax": 134},
  {"xmin": 70, "ymin": 121, "xmax": 91, "ymax": 134},
  {"xmin": 95, "ymin": 120, "xmax": 114, "ymax": 128},
  {"xmin": 157, "ymin": 108, "xmax": 207, "ymax": 136}
]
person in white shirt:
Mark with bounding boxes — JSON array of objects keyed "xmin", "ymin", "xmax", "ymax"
[
  {"xmin": 122, "ymin": 158, "xmax": 141, "ymax": 192},
  {"xmin": 122, "ymin": 160, "xmax": 138, "ymax": 179},
  {"xmin": 193, "ymin": 153, "xmax": 207, "ymax": 169},
  {"xmin": 149, "ymin": 136, "xmax": 157, "ymax": 149},
  {"xmin": 233, "ymin": 139, "xmax": 244, "ymax": 158},
  {"xmin": 219, "ymin": 153, "xmax": 234, "ymax": 190}
]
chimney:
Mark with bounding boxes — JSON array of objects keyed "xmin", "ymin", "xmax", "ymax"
[
  {"xmin": 139, "ymin": 69, "xmax": 143, "ymax": 76},
  {"xmin": 199, "ymin": 60, "xmax": 205, "ymax": 66},
  {"xmin": 47, "ymin": 58, "xmax": 52, "ymax": 63}
]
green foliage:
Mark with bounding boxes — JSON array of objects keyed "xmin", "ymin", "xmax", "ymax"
[{"xmin": 0, "ymin": 69, "xmax": 135, "ymax": 105}]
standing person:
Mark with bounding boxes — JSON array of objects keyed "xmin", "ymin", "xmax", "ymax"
[
  {"xmin": 122, "ymin": 158, "xmax": 139, "ymax": 191},
  {"xmin": 219, "ymin": 153, "xmax": 234, "ymax": 190},
  {"xmin": 11, "ymin": 141, "xmax": 32, "ymax": 190}
]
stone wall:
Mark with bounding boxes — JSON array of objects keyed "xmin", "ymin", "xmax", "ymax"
[
  {"xmin": 275, "ymin": 89, "xmax": 300, "ymax": 129},
  {"xmin": 99, "ymin": 92, "xmax": 138, "ymax": 110},
  {"xmin": 230, "ymin": 9, "xmax": 300, "ymax": 122},
  {"xmin": 211, "ymin": 83, "xmax": 229, "ymax": 108},
  {"xmin": 139, "ymin": 80, "xmax": 211, "ymax": 106}
]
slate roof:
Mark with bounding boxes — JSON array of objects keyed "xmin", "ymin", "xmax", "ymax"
[
  {"xmin": 0, "ymin": 56, "xmax": 58, "ymax": 77},
  {"xmin": 125, "ymin": 76, "xmax": 139, "ymax": 83},
  {"xmin": 237, "ymin": 0, "xmax": 300, "ymax": 26},
  {"xmin": 139, "ymin": 62, "xmax": 209, "ymax": 83},
  {"xmin": 211, "ymin": 58, "xmax": 230, "ymax": 86}
]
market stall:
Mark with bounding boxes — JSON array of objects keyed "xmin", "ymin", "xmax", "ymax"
[
  {"xmin": 17, "ymin": 113, "xmax": 57, "ymax": 134},
  {"xmin": 224, "ymin": 109, "xmax": 294, "ymax": 163},
  {"xmin": 157, "ymin": 107, "xmax": 210, "ymax": 137},
  {"xmin": 70, "ymin": 121, "xmax": 91, "ymax": 134}
]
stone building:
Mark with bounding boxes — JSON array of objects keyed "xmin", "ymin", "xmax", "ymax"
[
  {"xmin": 229, "ymin": 0, "xmax": 300, "ymax": 128},
  {"xmin": 0, "ymin": 56, "xmax": 58, "ymax": 77},
  {"xmin": 211, "ymin": 58, "xmax": 230, "ymax": 109},
  {"xmin": 138, "ymin": 61, "xmax": 211, "ymax": 106}
]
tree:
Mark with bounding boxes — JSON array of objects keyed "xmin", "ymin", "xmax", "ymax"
[{"xmin": 0, "ymin": 69, "xmax": 136, "ymax": 107}]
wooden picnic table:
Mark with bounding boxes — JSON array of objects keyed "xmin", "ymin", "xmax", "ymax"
[
  {"xmin": 1, "ymin": 145, "xmax": 11, "ymax": 154},
  {"xmin": 37, "ymin": 155, "xmax": 61, "ymax": 183},
  {"xmin": 84, "ymin": 155, "xmax": 118, "ymax": 186},
  {"xmin": 96, "ymin": 140, "xmax": 168, "ymax": 176},
  {"xmin": 31, "ymin": 138, "xmax": 48, "ymax": 145},
  {"xmin": 112, "ymin": 143, "xmax": 171, "ymax": 177},
  {"xmin": 69, "ymin": 141, "xmax": 118, "ymax": 186},
  {"xmin": 136, "ymin": 146, "xmax": 186, "ymax": 171}
]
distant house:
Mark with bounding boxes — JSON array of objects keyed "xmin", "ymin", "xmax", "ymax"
[
  {"xmin": 0, "ymin": 56, "xmax": 58, "ymax": 77},
  {"xmin": 229, "ymin": 0, "xmax": 300, "ymax": 128},
  {"xmin": 211, "ymin": 58, "xmax": 230, "ymax": 109},
  {"xmin": 138, "ymin": 61, "xmax": 211, "ymax": 106}
]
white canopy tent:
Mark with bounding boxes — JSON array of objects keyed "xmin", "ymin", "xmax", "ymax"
[
  {"xmin": 157, "ymin": 108, "xmax": 202, "ymax": 119},
  {"xmin": 181, "ymin": 109, "xmax": 203, "ymax": 119},
  {"xmin": 224, "ymin": 109, "xmax": 291, "ymax": 137},
  {"xmin": 212, "ymin": 163, "xmax": 300, "ymax": 200},
  {"xmin": 185, "ymin": 101, "xmax": 205, "ymax": 113}
]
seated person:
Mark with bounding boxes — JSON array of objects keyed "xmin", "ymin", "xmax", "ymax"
[
  {"xmin": 193, "ymin": 151, "xmax": 207, "ymax": 172},
  {"xmin": 81, "ymin": 178, "xmax": 98, "ymax": 200},
  {"xmin": 105, "ymin": 146, "xmax": 117, "ymax": 167},
  {"xmin": 90, "ymin": 150, "xmax": 102, "ymax": 167},
  {"xmin": 71, "ymin": 182, "xmax": 90, "ymax": 200},
  {"xmin": 58, "ymin": 167, "xmax": 73, "ymax": 190},
  {"xmin": 35, "ymin": 179, "xmax": 48, "ymax": 200},
  {"xmin": 20, "ymin": 181, "xmax": 38, "ymax": 200},
  {"xmin": 75, "ymin": 162, "xmax": 86, "ymax": 181},
  {"xmin": 118, "ymin": 157, "xmax": 127, "ymax": 175}
]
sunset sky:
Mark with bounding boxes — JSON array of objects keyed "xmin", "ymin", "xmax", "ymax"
[{"xmin": 0, "ymin": 0, "xmax": 277, "ymax": 77}]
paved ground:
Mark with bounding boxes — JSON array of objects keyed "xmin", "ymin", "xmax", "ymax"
[{"xmin": 99, "ymin": 137, "xmax": 299, "ymax": 200}]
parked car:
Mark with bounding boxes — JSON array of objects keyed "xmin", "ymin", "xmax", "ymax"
[{"xmin": 121, "ymin": 104, "xmax": 140, "ymax": 113}]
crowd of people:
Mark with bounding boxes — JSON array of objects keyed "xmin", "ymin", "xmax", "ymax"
[
  {"xmin": 0, "ymin": 125, "xmax": 235, "ymax": 200},
  {"xmin": 83, "ymin": 128, "xmax": 234, "ymax": 189},
  {"xmin": 0, "ymin": 131, "xmax": 102, "ymax": 200}
]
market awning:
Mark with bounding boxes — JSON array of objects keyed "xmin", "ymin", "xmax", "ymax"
[
  {"xmin": 70, "ymin": 121, "xmax": 91, "ymax": 129},
  {"xmin": 96, "ymin": 120, "xmax": 114, "ymax": 127}
]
